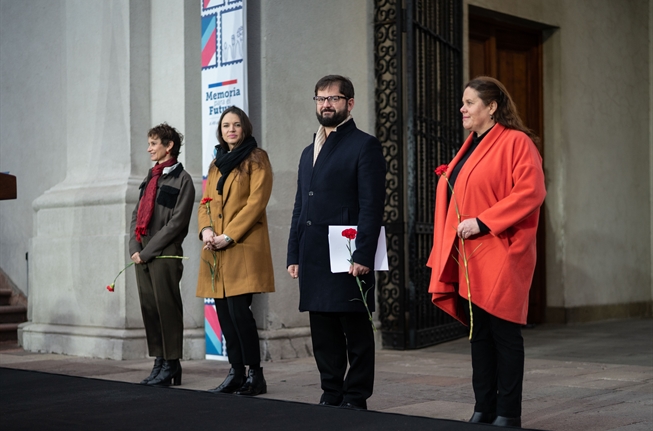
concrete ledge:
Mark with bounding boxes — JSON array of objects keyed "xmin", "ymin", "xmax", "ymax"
[
  {"xmin": 546, "ymin": 301, "xmax": 653, "ymax": 324},
  {"xmin": 19, "ymin": 322, "xmax": 205, "ymax": 360},
  {"xmin": 259, "ymin": 326, "xmax": 312, "ymax": 340},
  {"xmin": 256, "ymin": 322, "xmax": 382, "ymax": 361},
  {"xmin": 258, "ymin": 327, "xmax": 313, "ymax": 361}
]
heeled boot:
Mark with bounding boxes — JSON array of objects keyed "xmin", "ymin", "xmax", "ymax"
[
  {"xmin": 491, "ymin": 416, "xmax": 521, "ymax": 428},
  {"xmin": 234, "ymin": 368, "xmax": 267, "ymax": 396},
  {"xmin": 139, "ymin": 356, "xmax": 163, "ymax": 385},
  {"xmin": 208, "ymin": 368, "xmax": 246, "ymax": 394},
  {"xmin": 148, "ymin": 359, "xmax": 182, "ymax": 387},
  {"xmin": 469, "ymin": 412, "xmax": 496, "ymax": 423}
]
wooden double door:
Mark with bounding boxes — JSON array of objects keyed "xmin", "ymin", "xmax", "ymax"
[{"xmin": 469, "ymin": 13, "xmax": 547, "ymax": 324}]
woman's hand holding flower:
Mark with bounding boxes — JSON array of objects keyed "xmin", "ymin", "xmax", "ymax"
[
  {"xmin": 202, "ymin": 228, "xmax": 218, "ymax": 251},
  {"xmin": 457, "ymin": 218, "xmax": 481, "ymax": 239},
  {"xmin": 131, "ymin": 252, "xmax": 144, "ymax": 264},
  {"xmin": 201, "ymin": 228, "xmax": 215, "ymax": 243}
]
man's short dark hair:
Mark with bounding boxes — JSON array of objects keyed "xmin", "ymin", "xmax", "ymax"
[
  {"xmin": 314, "ymin": 75, "xmax": 355, "ymax": 99},
  {"xmin": 148, "ymin": 123, "xmax": 183, "ymax": 157}
]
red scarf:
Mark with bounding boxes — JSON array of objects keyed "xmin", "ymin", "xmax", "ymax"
[{"xmin": 134, "ymin": 158, "xmax": 177, "ymax": 242}]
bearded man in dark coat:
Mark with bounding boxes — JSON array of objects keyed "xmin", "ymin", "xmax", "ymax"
[{"xmin": 287, "ymin": 75, "xmax": 386, "ymax": 410}]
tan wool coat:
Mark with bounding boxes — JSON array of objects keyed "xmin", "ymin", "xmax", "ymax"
[{"xmin": 195, "ymin": 149, "xmax": 275, "ymax": 298}]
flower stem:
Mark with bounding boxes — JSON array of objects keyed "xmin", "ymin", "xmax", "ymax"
[
  {"xmin": 203, "ymin": 201, "xmax": 218, "ymax": 292},
  {"xmin": 460, "ymin": 237, "xmax": 474, "ymax": 340},
  {"xmin": 346, "ymin": 238, "xmax": 376, "ymax": 332},
  {"xmin": 354, "ymin": 274, "xmax": 376, "ymax": 332},
  {"xmin": 109, "ymin": 256, "xmax": 188, "ymax": 290},
  {"xmin": 111, "ymin": 262, "xmax": 135, "ymax": 286},
  {"xmin": 443, "ymin": 173, "xmax": 474, "ymax": 340}
]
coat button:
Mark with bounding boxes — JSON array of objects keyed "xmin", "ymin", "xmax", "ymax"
[
  {"xmin": 218, "ymin": 214, "xmax": 222, "ymax": 219},
  {"xmin": 308, "ymin": 191, "xmax": 314, "ymax": 196},
  {"xmin": 306, "ymin": 221, "xmax": 312, "ymax": 226}
]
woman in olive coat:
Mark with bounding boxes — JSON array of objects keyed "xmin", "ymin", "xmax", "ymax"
[
  {"xmin": 129, "ymin": 123, "xmax": 195, "ymax": 387},
  {"xmin": 196, "ymin": 106, "xmax": 274, "ymax": 396}
]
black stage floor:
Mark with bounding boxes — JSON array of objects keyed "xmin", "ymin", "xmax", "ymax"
[{"xmin": 1, "ymin": 367, "xmax": 532, "ymax": 431}]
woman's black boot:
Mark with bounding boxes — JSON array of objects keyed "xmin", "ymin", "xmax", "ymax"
[
  {"xmin": 491, "ymin": 416, "xmax": 521, "ymax": 428},
  {"xmin": 208, "ymin": 368, "xmax": 247, "ymax": 394},
  {"xmin": 468, "ymin": 412, "xmax": 495, "ymax": 423},
  {"xmin": 234, "ymin": 368, "xmax": 267, "ymax": 396},
  {"xmin": 139, "ymin": 356, "xmax": 163, "ymax": 385},
  {"xmin": 148, "ymin": 359, "xmax": 182, "ymax": 386}
]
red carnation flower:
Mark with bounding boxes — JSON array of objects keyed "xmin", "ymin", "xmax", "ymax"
[
  {"xmin": 106, "ymin": 284, "xmax": 115, "ymax": 292},
  {"xmin": 342, "ymin": 228, "xmax": 357, "ymax": 240},
  {"xmin": 434, "ymin": 164, "xmax": 448, "ymax": 176},
  {"xmin": 200, "ymin": 197, "xmax": 213, "ymax": 205}
]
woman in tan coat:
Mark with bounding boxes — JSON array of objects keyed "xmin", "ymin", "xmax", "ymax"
[{"xmin": 197, "ymin": 106, "xmax": 274, "ymax": 397}]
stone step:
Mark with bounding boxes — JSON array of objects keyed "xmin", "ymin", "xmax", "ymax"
[
  {"xmin": 0, "ymin": 289, "xmax": 11, "ymax": 306},
  {"xmin": 0, "ymin": 305, "xmax": 27, "ymax": 324},
  {"xmin": 0, "ymin": 322, "xmax": 19, "ymax": 342}
]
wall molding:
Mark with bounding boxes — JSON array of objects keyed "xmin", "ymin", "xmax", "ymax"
[{"xmin": 546, "ymin": 301, "xmax": 652, "ymax": 324}]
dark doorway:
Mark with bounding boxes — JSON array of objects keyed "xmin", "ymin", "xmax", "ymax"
[{"xmin": 468, "ymin": 6, "xmax": 547, "ymax": 324}]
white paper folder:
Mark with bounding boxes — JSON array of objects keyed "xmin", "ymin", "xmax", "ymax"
[{"xmin": 328, "ymin": 225, "xmax": 389, "ymax": 273}]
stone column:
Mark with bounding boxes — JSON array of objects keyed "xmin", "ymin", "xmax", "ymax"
[{"xmin": 20, "ymin": 0, "xmax": 204, "ymax": 360}]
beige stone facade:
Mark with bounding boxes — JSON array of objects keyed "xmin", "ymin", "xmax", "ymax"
[{"xmin": 0, "ymin": 0, "xmax": 651, "ymax": 359}]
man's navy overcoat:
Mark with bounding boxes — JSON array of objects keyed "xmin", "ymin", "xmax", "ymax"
[{"xmin": 287, "ymin": 119, "xmax": 386, "ymax": 313}]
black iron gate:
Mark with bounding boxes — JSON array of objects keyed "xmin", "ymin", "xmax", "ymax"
[{"xmin": 375, "ymin": 0, "xmax": 467, "ymax": 349}]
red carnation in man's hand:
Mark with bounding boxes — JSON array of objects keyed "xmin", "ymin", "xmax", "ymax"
[
  {"xmin": 341, "ymin": 228, "xmax": 357, "ymax": 240},
  {"xmin": 200, "ymin": 197, "xmax": 213, "ymax": 205},
  {"xmin": 434, "ymin": 164, "xmax": 448, "ymax": 176}
]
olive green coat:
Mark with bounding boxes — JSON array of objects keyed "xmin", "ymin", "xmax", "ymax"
[{"xmin": 195, "ymin": 150, "xmax": 275, "ymax": 298}]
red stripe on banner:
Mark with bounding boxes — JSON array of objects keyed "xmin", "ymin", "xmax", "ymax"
[
  {"xmin": 203, "ymin": 0, "xmax": 212, "ymax": 9},
  {"xmin": 205, "ymin": 303, "xmax": 221, "ymax": 336},
  {"xmin": 201, "ymin": 29, "xmax": 216, "ymax": 67}
]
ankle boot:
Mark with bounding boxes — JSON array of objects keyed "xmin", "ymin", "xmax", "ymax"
[
  {"xmin": 208, "ymin": 368, "xmax": 246, "ymax": 394},
  {"xmin": 491, "ymin": 416, "xmax": 521, "ymax": 428},
  {"xmin": 469, "ymin": 412, "xmax": 495, "ymax": 423},
  {"xmin": 148, "ymin": 359, "xmax": 182, "ymax": 387},
  {"xmin": 234, "ymin": 368, "xmax": 267, "ymax": 396},
  {"xmin": 139, "ymin": 357, "xmax": 163, "ymax": 385}
]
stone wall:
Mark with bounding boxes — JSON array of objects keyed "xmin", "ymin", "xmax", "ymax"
[{"xmin": 465, "ymin": 0, "xmax": 652, "ymax": 322}]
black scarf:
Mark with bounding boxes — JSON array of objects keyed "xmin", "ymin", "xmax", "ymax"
[{"xmin": 214, "ymin": 136, "xmax": 258, "ymax": 194}]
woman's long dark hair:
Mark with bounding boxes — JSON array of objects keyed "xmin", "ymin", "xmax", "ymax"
[{"xmin": 466, "ymin": 76, "xmax": 541, "ymax": 148}]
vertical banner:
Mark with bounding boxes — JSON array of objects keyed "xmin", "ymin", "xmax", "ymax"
[
  {"xmin": 201, "ymin": 0, "xmax": 248, "ymax": 360},
  {"xmin": 201, "ymin": 0, "xmax": 248, "ymax": 178},
  {"xmin": 204, "ymin": 298, "xmax": 226, "ymax": 359}
]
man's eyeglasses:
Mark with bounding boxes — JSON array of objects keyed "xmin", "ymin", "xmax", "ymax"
[{"xmin": 313, "ymin": 95, "xmax": 349, "ymax": 104}]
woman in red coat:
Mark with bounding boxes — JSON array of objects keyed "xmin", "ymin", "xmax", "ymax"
[{"xmin": 427, "ymin": 76, "xmax": 546, "ymax": 428}]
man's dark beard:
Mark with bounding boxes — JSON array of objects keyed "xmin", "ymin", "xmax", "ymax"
[{"xmin": 316, "ymin": 107, "xmax": 348, "ymax": 127}]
